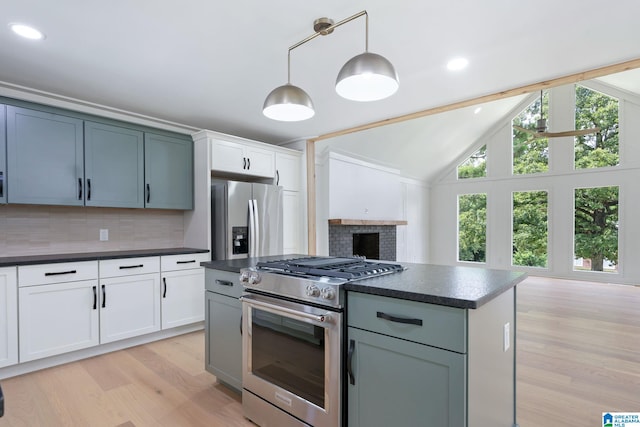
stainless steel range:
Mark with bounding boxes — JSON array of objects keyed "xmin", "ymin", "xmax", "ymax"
[{"xmin": 239, "ymin": 256, "xmax": 404, "ymax": 427}]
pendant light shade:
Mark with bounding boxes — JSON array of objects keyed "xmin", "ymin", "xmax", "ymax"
[
  {"xmin": 335, "ymin": 52, "xmax": 399, "ymax": 102},
  {"xmin": 263, "ymin": 83, "xmax": 315, "ymax": 121}
]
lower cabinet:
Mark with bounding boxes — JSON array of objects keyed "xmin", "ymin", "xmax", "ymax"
[
  {"xmin": 205, "ymin": 269, "xmax": 243, "ymax": 392},
  {"xmin": 0, "ymin": 267, "xmax": 18, "ymax": 368},
  {"xmin": 347, "ymin": 327, "xmax": 466, "ymax": 427},
  {"xmin": 19, "ymin": 279, "xmax": 100, "ymax": 362},
  {"xmin": 160, "ymin": 253, "xmax": 208, "ymax": 329}
]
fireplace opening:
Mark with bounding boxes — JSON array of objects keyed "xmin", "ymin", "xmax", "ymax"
[{"xmin": 353, "ymin": 233, "xmax": 380, "ymax": 260}]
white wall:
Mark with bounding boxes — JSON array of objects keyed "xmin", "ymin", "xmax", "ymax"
[{"xmin": 429, "ymin": 81, "xmax": 640, "ymax": 285}]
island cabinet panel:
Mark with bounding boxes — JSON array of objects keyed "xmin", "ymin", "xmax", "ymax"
[
  {"xmin": 347, "ymin": 327, "xmax": 466, "ymax": 427},
  {"xmin": 204, "ymin": 269, "xmax": 242, "ymax": 392},
  {"xmin": 6, "ymin": 106, "xmax": 84, "ymax": 206},
  {"xmin": 84, "ymin": 121, "xmax": 144, "ymax": 208},
  {"xmin": 144, "ymin": 132, "xmax": 194, "ymax": 210},
  {"xmin": 0, "ymin": 105, "xmax": 6, "ymax": 204},
  {"xmin": 0, "ymin": 267, "xmax": 18, "ymax": 368}
]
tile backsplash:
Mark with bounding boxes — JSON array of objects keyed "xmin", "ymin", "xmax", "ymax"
[{"xmin": 0, "ymin": 205, "xmax": 185, "ymax": 257}]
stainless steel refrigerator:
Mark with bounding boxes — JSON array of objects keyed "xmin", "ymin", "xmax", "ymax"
[{"xmin": 211, "ymin": 180, "xmax": 283, "ymax": 260}]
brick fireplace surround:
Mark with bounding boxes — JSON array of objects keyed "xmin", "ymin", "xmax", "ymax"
[{"xmin": 327, "ymin": 219, "xmax": 407, "ymax": 262}]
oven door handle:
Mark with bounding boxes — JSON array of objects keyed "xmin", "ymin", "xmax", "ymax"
[{"xmin": 240, "ymin": 296, "xmax": 331, "ymax": 323}]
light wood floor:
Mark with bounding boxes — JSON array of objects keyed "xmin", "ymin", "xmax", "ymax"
[{"xmin": 1, "ymin": 276, "xmax": 638, "ymax": 426}]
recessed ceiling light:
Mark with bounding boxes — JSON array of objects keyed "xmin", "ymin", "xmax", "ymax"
[
  {"xmin": 474, "ymin": 107, "xmax": 482, "ymax": 114},
  {"xmin": 9, "ymin": 23, "xmax": 45, "ymax": 40},
  {"xmin": 447, "ymin": 57, "xmax": 468, "ymax": 71}
]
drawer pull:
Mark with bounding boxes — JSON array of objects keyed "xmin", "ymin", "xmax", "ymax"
[
  {"xmin": 44, "ymin": 270, "xmax": 77, "ymax": 276},
  {"xmin": 376, "ymin": 311, "xmax": 423, "ymax": 326},
  {"xmin": 215, "ymin": 279, "xmax": 234, "ymax": 287},
  {"xmin": 176, "ymin": 260, "xmax": 196, "ymax": 264},
  {"xmin": 347, "ymin": 339, "xmax": 356, "ymax": 385},
  {"xmin": 119, "ymin": 264, "xmax": 144, "ymax": 269}
]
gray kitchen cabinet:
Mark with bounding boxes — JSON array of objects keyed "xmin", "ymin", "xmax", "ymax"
[
  {"xmin": 347, "ymin": 289, "xmax": 516, "ymax": 427},
  {"xmin": 0, "ymin": 105, "xmax": 6, "ymax": 204},
  {"xmin": 205, "ymin": 269, "xmax": 243, "ymax": 392},
  {"xmin": 144, "ymin": 132, "xmax": 193, "ymax": 210},
  {"xmin": 84, "ymin": 121, "xmax": 144, "ymax": 208},
  {"xmin": 6, "ymin": 105, "xmax": 84, "ymax": 206}
]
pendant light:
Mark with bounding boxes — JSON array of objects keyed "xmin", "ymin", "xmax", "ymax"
[{"xmin": 263, "ymin": 11, "xmax": 399, "ymax": 121}]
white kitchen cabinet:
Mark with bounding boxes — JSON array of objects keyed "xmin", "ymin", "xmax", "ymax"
[
  {"xmin": 211, "ymin": 138, "xmax": 274, "ymax": 178},
  {"xmin": 99, "ymin": 257, "xmax": 161, "ymax": 343},
  {"xmin": 0, "ymin": 267, "xmax": 18, "ymax": 368},
  {"xmin": 275, "ymin": 151, "xmax": 301, "ymax": 191},
  {"xmin": 18, "ymin": 262, "xmax": 100, "ymax": 362},
  {"xmin": 160, "ymin": 253, "xmax": 208, "ymax": 329}
]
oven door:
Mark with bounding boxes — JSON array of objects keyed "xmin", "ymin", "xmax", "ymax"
[{"xmin": 241, "ymin": 292, "xmax": 342, "ymax": 427}]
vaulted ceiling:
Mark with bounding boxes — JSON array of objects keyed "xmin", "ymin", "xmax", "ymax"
[{"xmin": 2, "ymin": 1, "xmax": 639, "ymax": 181}]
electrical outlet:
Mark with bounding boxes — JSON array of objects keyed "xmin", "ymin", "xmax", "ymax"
[
  {"xmin": 99, "ymin": 229, "xmax": 109, "ymax": 241},
  {"xmin": 503, "ymin": 322, "xmax": 510, "ymax": 352}
]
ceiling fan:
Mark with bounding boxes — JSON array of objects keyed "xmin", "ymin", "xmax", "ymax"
[{"xmin": 513, "ymin": 90, "xmax": 600, "ymax": 139}]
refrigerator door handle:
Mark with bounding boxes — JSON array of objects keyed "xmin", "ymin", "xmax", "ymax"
[
  {"xmin": 253, "ymin": 198, "xmax": 261, "ymax": 256},
  {"xmin": 248, "ymin": 199, "xmax": 256, "ymax": 257}
]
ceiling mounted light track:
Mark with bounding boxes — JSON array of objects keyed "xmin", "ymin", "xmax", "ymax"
[{"xmin": 263, "ymin": 10, "xmax": 399, "ymax": 122}]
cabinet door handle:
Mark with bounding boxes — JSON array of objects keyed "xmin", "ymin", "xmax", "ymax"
[
  {"xmin": 101, "ymin": 284, "xmax": 106, "ymax": 308},
  {"xmin": 146, "ymin": 183, "xmax": 150, "ymax": 203},
  {"xmin": 87, "ymin": 178, "xmax": 91, "ymax": 200},
  {"xmin": 0, "ymin": 171, "xmax": 4, "ymax": 198},
  {"xmin": 240, "ymin": 314, "xmax": 243, "ymax": 335},
  {"xmin": 119, "ymin": 264, "xmax": 143, "ymax": 270},
  {"xmin": 243, "ymin": 157, "xmax": 247, "ymax": 170},
  {"xmin": 45, "ymin": 270, "xmax": 77, "ymax": 276},
  {"xmin": 176, "ymin": 260, "xmax": 196, "ymax": 264},
  {"xmin": 376, "ymin": 311, "xmax": 423, "ymax": 326},
  {"xmin": 276, "ymin": 170, "xmax": 280, "ymax": 186},
  {"xmin": 215, "ymin": 279, "xmax": 234, "ymax": 287},
  {"xmin": 347, "ymin": 339, "xmax": 356, "ymax": 385},
  {"xmin": 92, "ymin": 286, "xmax": 97, "ymax": 310},
  {"xmin": 78, "ymin": 178, "xmax": 83, "ymax": 200},
  {"xmin": 247, "ymin": 157, "xmax": 250, "ymax": 170},
  {"xmin": 163, "ymin": 277, "xmax": 167, "ymax": 298}
]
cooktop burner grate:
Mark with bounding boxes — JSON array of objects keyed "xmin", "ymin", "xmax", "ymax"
[{"xmin": 256, "ymin": 257, "xmax": 404, "ymax": 280}]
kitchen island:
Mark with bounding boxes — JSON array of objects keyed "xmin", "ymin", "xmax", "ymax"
[{"xmin": 202, "ymin": 256, "xmax": 526, "ymax": 427}]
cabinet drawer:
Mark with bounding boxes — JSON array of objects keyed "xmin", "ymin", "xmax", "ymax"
[
  {"xmin": 347, "ymin": 292, "xmax": 467, "ymax": 353},
  {"xmin": 18, "ymin": 261, "xmax": 98, "ymax": 287},
  {"xmin": 99, "ymin": 256, "xmax": 160, "ymax": 278},
  {"xmin": 205, "ymin": 269, "xmax": 243, "ymax": 298},
  {"xmin": 161, "ymin": 253, "xmax": 209, "ymax": 271}
]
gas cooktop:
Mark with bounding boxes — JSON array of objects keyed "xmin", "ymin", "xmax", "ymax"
[{"xmin": 256, "ymin": 256, "xmax": 405, "ymax": 280}]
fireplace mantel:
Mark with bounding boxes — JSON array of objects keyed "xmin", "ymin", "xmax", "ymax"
[{"xmin": 328, "ymin": 219, "xmax": 408, "ymax": 226}]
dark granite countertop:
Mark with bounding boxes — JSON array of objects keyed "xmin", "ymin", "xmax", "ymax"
[
  {"xmin": 0, "ymin": 247, "xmax": 209, "ymax": 267},
  {"xmin": 201, "ymin": 256, "xmax": 526, "ymax": 309}
]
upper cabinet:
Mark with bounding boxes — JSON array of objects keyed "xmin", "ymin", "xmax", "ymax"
[
  {"xmin": 84, "ymin": 121, "xmax": 144, "ymax": 208},
  {"xmin": 0, "ymin": 105, "xmax": 6, "ymax": 204},
  {"xmin": 144, "ymin": 132, "xmax": 194, "ymax": 210},
  {"xmin": 2, "ymin": 101, "xmax": 193, "ymax": 210},
  {"xmin": 275, "ymin": 152, "xmax": 301, "ymax": 191},
  {"xmin": 6, "ymin": 106, "xmax": 85, "ymax": 206},
  {"xmin": 211, "ymin": 138, "xmax": 274, "ymax": 178}
]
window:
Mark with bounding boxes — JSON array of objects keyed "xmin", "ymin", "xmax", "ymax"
[
  {"xmin": 458, "ymin": 193, "xmax": 486, "ymax": 263},
  {"xmin": 512, "ymin": 191, "xmax": 548, "ymax": 268},
  {"xmin": 575, "ymin": 85, "xmax": 619, "ymax": 169},
  {"xmin": 574, "ymin": 186, "xmax": 619, "ymax": 273},
  {"xmin": 457, "ymin": 145, "xmax": 486, "ymax": 179},
  {"xmin": 513, "ymin": 91, "xmax": 549, "ymax": 175}
]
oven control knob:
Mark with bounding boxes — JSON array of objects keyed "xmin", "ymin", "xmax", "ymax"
[
  {"xmin": 321, "ymin": 287, "xmax": 336, "ymax": 300},
  {"xmin": 248, "ymin": 271, "xmax": 261, "ymax": 285},
  {"xmin": 239, "ymin": 270, "xmax": 250, "ymax": 283},
  {"xmin": 305, "ymin": 284, "xmax": 320, "ymax": 297}
]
